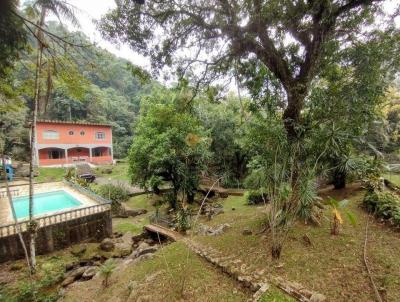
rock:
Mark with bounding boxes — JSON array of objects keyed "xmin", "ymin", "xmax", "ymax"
[
  {"xmin": 82, "ymin": 266, "xmax": 98, "ymax": 280},
  {"xmin": 65, "ymin": 262, "xmax": 78, "ymax": 271},
  {"xmin": 61, "ymin": 276, "xmax": 75, "ymax": 287},
  {"xmin": 64, "ymin": 266, "xmax": 87, "ymax": 280},
  {"xmin": 79, "ymin": 259, "xmax": 94, "ymax": 267},
  {"xmin": 71, "ymin": 244, "xmax": 87, "ymax": 256},
  {"xmin": 115, "ymin": 243, "xmax": 132, "ymax": 257},
  {"xmin": 196, "ymin": 223, "xmax": 231, "ymax": 236},
  {"xmin": 100, "ymin": 238, "xmax": 115, "ymax": 252},
  {"xmin": 121, "ymin": 232, "xmax": 134, "ymax": 245},
  {"xmin": 137, "ymin": 242, "xmax": 150, "ymax": 250},
  {"xmin": 242, "ymin": 228, "xmax": 252, "ymax": 236},
  {"xmin": 310, "ymin": 293, "xmax": 326, "ymax": 302},
  {"xmin": 136, "ymin": 246, "xmax": 158, "ymax": 258}
]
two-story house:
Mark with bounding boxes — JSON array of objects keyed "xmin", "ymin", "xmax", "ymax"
[{"xmin": 35, "ymin": 120, "xmax": 113, "ymax": 166}]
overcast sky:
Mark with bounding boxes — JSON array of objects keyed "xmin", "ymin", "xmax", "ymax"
[
  {"xmin": 40, "ymin": 0, "xmax": 399, "ymax": 80},
  {"xmin": 55, "ymin": 0, "xmax": 150, "ymax": 69}
]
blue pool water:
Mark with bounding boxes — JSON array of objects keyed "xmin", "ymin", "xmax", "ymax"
[{"xmin": 13, "ymin": 190, "xmax": 82, "ymax": 219}]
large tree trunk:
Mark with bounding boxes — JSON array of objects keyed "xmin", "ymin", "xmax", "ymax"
[
  {"xmin": 28, "ymin": 8, "xmax": 46, "ymax": 272},
  {"xmin": 332, "ymin": 168, "xmax": 346, "ymax": 189}
]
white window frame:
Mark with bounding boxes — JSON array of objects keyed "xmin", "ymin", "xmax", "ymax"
[
  {"xmin": 95, "ymin": 132, "xmax": 105, "ymax": 140},
  {"xmin": 43, "ymin": 130, "xmax": 59, "ymax": 140}
]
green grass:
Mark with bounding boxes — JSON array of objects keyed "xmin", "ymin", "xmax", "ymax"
[
  {"xmin": 113, "ymin": 194, "xmax": 155, "ymax": 234},
  {"xmin": 35, "ymin": 167, "xmax": 66, "ymax": 183},
  {"xmin": 384, "ymin": 173, "xmax": 400, "ymax": 186},
  {"xmin": 260, "ymin": 287, "xmax": 295, "ymax": 302},
  {"xmin": 63, "ymin": 241, "xmax": 251, "ymax": 302},
  {"xmin": 95, "ymin": 162, "xmax": 130, "ymax": 181},
  {"xmin": 193, "ymin": 185, "xmax": 400, "ymax": 302},
  {"xmin": 124, "ymin": 194, "xmax": 155, "ymax": 211}
]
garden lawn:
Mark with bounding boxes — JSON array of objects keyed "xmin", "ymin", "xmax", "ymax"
[
  {"xmin": 62, "ymin": 241, "xmax": 251, "ymax": 302},
  {"xmin": 113, "ymin": 194, "xmax": 155, "ymax": 235},
  {"xmin": 193, "ymin": 184, "xmax": 400, "ymax": 302},
  {"xmin": 95, "ymin": 162, "xmax": 130, "ymax": 181},
  {"xmin": 35, "ymin": 167, "xmax": 65, "ymax": 183}
]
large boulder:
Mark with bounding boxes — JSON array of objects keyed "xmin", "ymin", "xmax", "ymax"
[
  {"xmin": 71, "ymin": 244, "xmax": 87, "ymax": 257},
  {"xmin": 81, "ymin": 266, "xmax": 98, "ymax": 280},
  {"xmin": 114, "ymin": 243, "xmax": 133, "ymax": 257},
  {"xmin": 99, "ymin": 238, "xmax": 115, "ymax": 252}
]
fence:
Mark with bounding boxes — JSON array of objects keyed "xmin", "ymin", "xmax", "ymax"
[
  {"xmin": 0, "ymin": 188, "xmax": 20, "ymax": 198},
  {"xmin": 0, "ymin": 203, "xmax": 110, "ymax": 238},
  {"xmin": 0, "ymin": 181, "xmax": 112, "ymax": 238}
]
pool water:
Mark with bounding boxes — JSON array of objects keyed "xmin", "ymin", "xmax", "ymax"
[{"xmin": 13, "ymin": 190, "xmax": 82, "ymax": 219}]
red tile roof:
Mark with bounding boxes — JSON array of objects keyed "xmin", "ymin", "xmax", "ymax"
[{"xmin": 36, "ymin": 120, "xmax": 112, "ymax": 127}]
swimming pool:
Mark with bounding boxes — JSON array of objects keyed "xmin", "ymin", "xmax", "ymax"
[{"xmin": 13, "ymin": 190, "xmax": 82, "ymax": 219}]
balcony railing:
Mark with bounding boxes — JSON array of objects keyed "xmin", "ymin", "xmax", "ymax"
[
  {"xmin": 0, "ymin": 203, "xmax": 111, "ymax": 238},
  {"xmin": 0, "ymin": 181, "xmax": 112, "ymax": 238},
  {"xmin": 39, "ymin": 155, "xmax": 112, "ymax": 166}
]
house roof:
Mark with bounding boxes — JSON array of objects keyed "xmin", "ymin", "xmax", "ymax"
[{"xmin": 36, "ymin": 120, "xmax": 112, "ymax": 127}]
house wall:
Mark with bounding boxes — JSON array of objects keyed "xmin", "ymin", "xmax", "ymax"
[{"xmin": 37, "ymin": 122, "xmax": 112, "ymax": 145}]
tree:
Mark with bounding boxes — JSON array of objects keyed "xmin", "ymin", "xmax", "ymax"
[
  {"xmin": 196, "ymin": 94, "xmax": 248, "ymax": 186},
  {"xmin": 20, "ymin": 0, "xmax": 80, "ymax": 272},
  {"xmin": 0, "ymin": 0, "xmax": 27, "ymax": 77},
  {"xmin": 128, "ymin": 87, "xmax": 210, "ymax": 205},
  {"xmin": 99, "ymin": 0, "xmax": 398, "ymax": 141},
  {"xmin": 307, "ymin": 36, "xmax": 400, "ymax": 188}
]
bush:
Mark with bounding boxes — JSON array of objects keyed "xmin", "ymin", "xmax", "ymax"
[
  {"xmin": 245, "ymin": 190, "xmax": 267, "ymax": 205},
  {"xmin": 95, "ymin": 184, "xmax": 130, "ymax": 214},
  {"xmin": 363, "ymin": 191, "xmax": 400, "ymax": 226}
]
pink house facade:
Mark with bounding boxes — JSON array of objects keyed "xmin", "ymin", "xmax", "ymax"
[{"xmin": 34, "ymin": 120, "xmax": 113, "ymax": 166}]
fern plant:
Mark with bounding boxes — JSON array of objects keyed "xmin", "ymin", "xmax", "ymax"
[{"xmin": 99, "ymin": 259, "xmax": 116, "ymax": 288}]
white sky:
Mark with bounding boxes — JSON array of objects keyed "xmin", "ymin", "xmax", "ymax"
[
  {"xmin": 53, "ymin": 0, "xmax": 151, "ymax": 69},
  {"xmin": 26, "ymin": 0, "xmax": 400, "ymax": 84}
]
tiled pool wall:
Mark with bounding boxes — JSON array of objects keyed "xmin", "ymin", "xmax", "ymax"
[
  {"xmin": 0, "ymin": 182, "xmax": 112, "ymax": 262},
  {"xmin": 0, "ymin": 210, "xmax": 112, "ymax": 262}
]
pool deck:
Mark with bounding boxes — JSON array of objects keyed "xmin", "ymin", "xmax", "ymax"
[{"xmin": 0, "ymin": 182, "xmax": 99, "ymax": 226}]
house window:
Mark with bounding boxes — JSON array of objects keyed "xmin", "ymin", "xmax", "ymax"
[
  {"xmin": 43, "ymin": 130, "xmax": 59, "ymax": 140},
  {"xmin": 68, "ymin": 130, "xmax": 74, "ymax": 135},
  {"xmin": 80, "ymin": 131, "xmax": 85, "ymax": 136},
  {"xmin": 95, "ymin": 132, "xmax": 105, "ymax": 140}
]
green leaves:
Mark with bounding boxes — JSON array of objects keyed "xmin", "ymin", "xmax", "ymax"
[{"xmin": 128, "ymin": 87, "xmax": 210, "ymax": 200}]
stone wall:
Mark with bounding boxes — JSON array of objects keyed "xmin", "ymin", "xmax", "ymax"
[{"xmin": 0, "ymin": 210, "xmax": 112, "ymax": 263}]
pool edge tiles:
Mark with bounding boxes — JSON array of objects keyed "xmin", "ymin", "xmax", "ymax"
[{"xmin": 12, "ymin": 189, "xmax": 83, "ymax": 220}]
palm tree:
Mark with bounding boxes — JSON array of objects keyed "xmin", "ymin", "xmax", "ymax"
[{"xmin": 26, "ymin": 0, "xmax": 78, "ymax": 272}]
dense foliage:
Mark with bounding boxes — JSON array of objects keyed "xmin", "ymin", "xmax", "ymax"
[
  {"xmin": 1, "ymin": 21, "xmax": 153, "ymax": 159},
  {"xmin": 363, "ymin": 191, "xmax": 400, "ymax": 226},
  {"xmin": 128, "ymin": 86, "xmax": 210, "ymax": 204}
]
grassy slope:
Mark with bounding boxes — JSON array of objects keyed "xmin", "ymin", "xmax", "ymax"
[
  {"xmin": 35, "ymin": 167, "xmax": 66, "ymax": 183},
  {"xmin": 113, "ymin": 194, "xmax": 155, "ymax": 235},
  {"xmin": 63, "ymin": 241, "xmax": 251, "ymax": 302},
  {"xmin": 193, "ymin": 185, "xmax": 400, "ymax": 302},
  {"xmin": 95, "ymin": 162, "xmax": 130, "ymax": 181}
]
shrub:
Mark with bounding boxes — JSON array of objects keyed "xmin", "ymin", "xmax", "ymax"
[
  {"xmin": 245, "ymin": 190, "xmax": 267, "ymax": 205},
  {"xmin": 363, "ymin": 191, "xmax": 400, "ymax": 226},
  {"xmin": 100, "ymin": 259, "xmax": 116, "ymax": 288},
  {"xmin": 95, "ymin": 184, "xmax": 130, "ymax": 214}
]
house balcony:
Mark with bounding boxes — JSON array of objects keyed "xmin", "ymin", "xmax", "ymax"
[{"xmin": 37, "ymin": 146, "xmax": 113, "ymax": 167}]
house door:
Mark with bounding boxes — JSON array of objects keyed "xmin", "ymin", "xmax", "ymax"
[{"xmin": 48, "ymin": 150, "xmax": 62, "ymax": 159}]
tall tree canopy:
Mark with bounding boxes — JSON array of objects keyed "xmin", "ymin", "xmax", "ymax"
[{"xmin": 100, "ymin": 0, "xmax": 400, "ymax": 140}]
